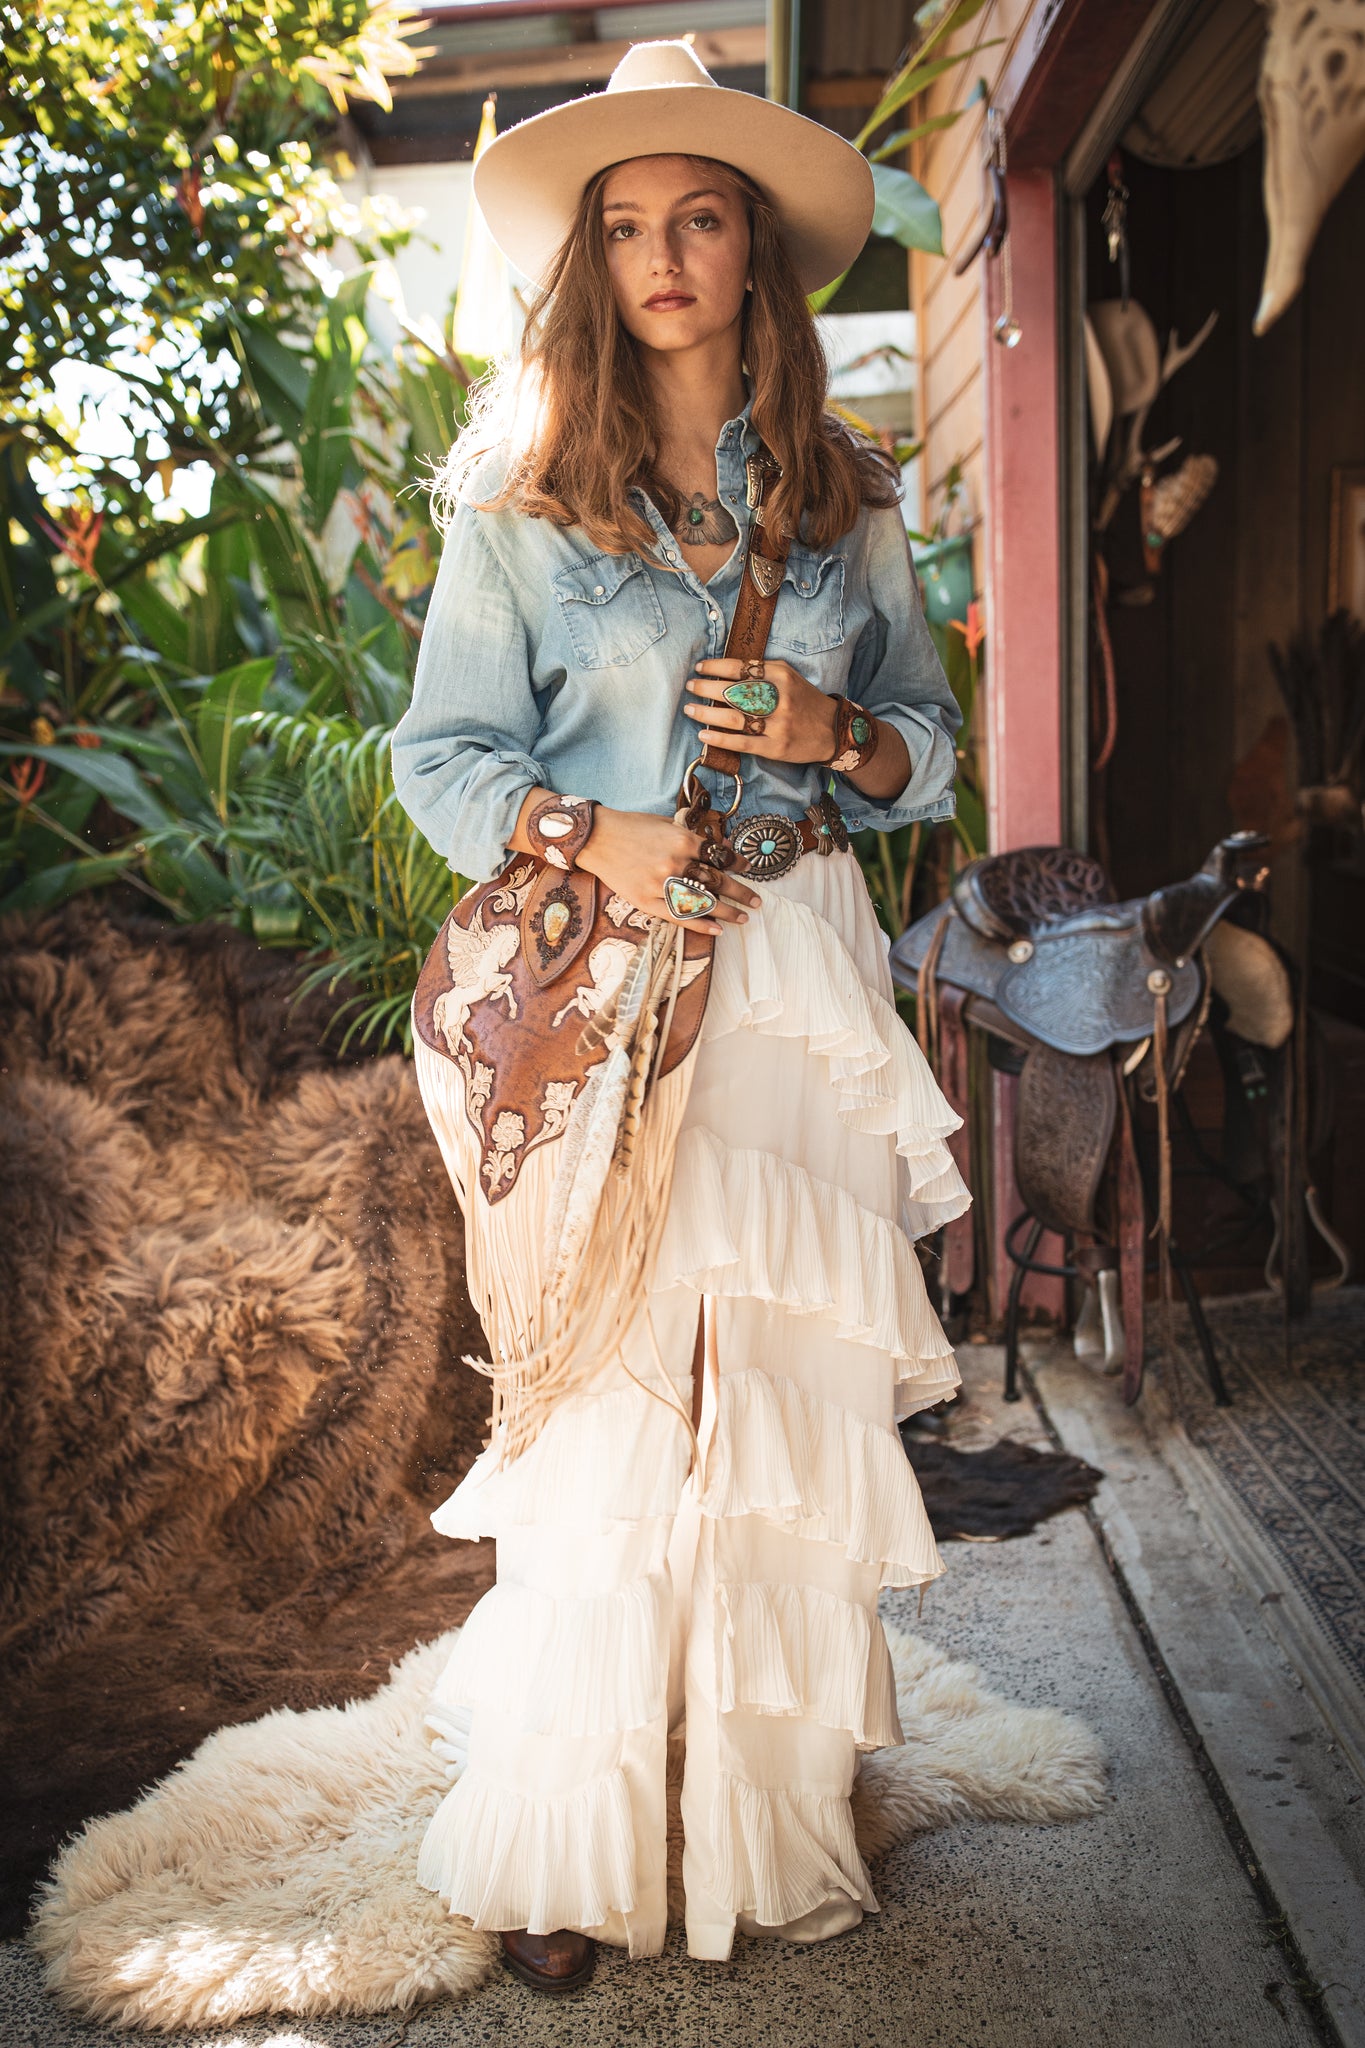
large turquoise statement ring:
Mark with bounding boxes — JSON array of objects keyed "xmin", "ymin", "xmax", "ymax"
[
  {"xmin": 722, "ymin": 677, "xmax": 779, "ymax": 717},
  {"xmin": 663, "ymin": 873, "xmax": 718, "ymax": 920}
]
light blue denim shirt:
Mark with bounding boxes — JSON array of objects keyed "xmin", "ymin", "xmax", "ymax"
[{"xmin": 391, "ymin": 393, "xmax": 961, "ymax": 882}]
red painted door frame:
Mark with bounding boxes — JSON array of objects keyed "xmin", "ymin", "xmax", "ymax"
[
  {"xmin": 977, "ymin": 0, "xmax": 1162, "ymax": 1322},
  {"xmin": 980, "ymin": 171, "xmax": 1065, "ymax": 1322}
]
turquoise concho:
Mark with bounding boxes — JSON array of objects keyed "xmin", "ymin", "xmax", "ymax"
[
  {"xmin": 730, "ymin": 812, "xmax": 801, "ymax": 879},
  {"xmin": 722, "ymin": 679, "xmax": 779, "ymax": 717}
]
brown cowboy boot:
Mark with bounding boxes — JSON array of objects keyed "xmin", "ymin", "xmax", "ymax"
[{"xmin": 499, "ymin": 1928, "xmax": 597, "ymax": 1992}]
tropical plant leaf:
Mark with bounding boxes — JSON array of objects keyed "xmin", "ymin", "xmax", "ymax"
[
  {"xmin": 189, "ymin": 499, "xmax": 258, "ymax": 675},
  {"xmin": 396, "ymin": 352, "xmax": 470, "ymax": 476},
  {"xmin": 96, "ymin": 507, "xmax": 243, "ymax": 593},
  {"xmin": 196, "ymin": 657, "xmax": 276, "ymax": 818},
  {"xmin": 869, "ymin": 107, "xmax": 970, "ymax": 161},
  {"xmin": 0, "ymin": 854, "xmax": 132, "ymax": 914},
  {"xmin": 233, "ymin": 317, "xmax": 311, "ymax": 445},
  {"xmin": 302, "ymin": 271, "xmax": 371, "ymax": 527},
  {"xmin": 0, "ymin": 740, "xmax": 175, "ymax": 832},
  {"xmin": 953, "ymin": 780, "xmax": 987, "ymax": 859},
  {"xmin": 116, "ymin": 573, "xmax": 194, "ymax": 672},
  {"xmin": 855, "ymin": 31, "xmax": 1002, "ymax": 152},
  {"xmin": 221, "ymin": 474, "xmax": 335, "ymax": 641},
  {"xmin": 807, "ymin": 270, "xmax": 850, "ymax": 316},
  {"xmin": 869, "ymin": 165, "xmax": 944, "ymax": 255}
]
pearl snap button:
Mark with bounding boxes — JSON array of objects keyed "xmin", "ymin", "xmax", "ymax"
[{"xmin": 593, "ymin": 583, "xmax": 605, "ymax": 595}]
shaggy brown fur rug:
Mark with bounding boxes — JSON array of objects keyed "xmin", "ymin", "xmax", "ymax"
[{"xmin": 0, "ymin": 903, "xmax": 493, "ymax": 1938}]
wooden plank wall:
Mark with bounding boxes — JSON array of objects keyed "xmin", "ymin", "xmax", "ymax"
[{"xmin": 908, "ymin": 0, "xmax": 1042, "ymax": 536}]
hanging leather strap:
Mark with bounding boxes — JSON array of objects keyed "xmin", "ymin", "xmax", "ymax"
[{"xmin": 687, "ymin": 451, "xmax": 790, "ymax": 785}]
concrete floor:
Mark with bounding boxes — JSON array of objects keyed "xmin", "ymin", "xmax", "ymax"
[
  {"xmin": 1027, "ymin": 1327, "xmax": 1365, "ymax": 2048},
  {"xmin": 1, "ymin": 1348, "xmax": 1334, "ymax": 2048}
]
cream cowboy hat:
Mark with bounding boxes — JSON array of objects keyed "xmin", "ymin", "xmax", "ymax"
[{"xmin": 472, "ymin": 39, "xmax": 875, "ymax": 294}]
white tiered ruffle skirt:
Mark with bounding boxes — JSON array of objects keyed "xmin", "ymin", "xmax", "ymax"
[{"xmin": 410, "ymin": 846, "xmax": 970, "ymax": 1961}]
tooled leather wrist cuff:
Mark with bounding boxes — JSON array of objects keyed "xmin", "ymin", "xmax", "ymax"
[
  {"xmin": 527, "ymin": 793, "xmax": 597, "ymax": 871},
  {"xmin": 825, "ymin": 696, "xmax": 880, "ymax": 776}
]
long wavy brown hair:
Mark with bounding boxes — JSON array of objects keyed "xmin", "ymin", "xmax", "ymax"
[{"xmin": 433, "ymin": 154, "xmax": 899, "ymax": 552}]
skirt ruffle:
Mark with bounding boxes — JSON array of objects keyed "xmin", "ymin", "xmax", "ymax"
[
  {"xmin": 417, "ymin": 1765, "xmax": 638, "ymax": 1937},
  {"xmin": 715, "ymin": 1577, "xmax": 904, "ymax": 1749},
  {"xmin": 696, "ymin": 1366, "xmax": 945, "ymax": 1590},
  {"xmin": 657, "ymin": 1125, "xmax": 960, "ymax": 1394},
  {"xmin": 701, "ymin": 864, "xmax": 971, "ymax": 1240},
  {"xmin": 426, "ymin": 1570, "xmax": 671, "ymax": 1739},
  {"xmin": 706, "ymin": 1773, "xmax": 878, "ymax": 1924}
]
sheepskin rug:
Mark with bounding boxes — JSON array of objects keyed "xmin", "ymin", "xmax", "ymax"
[
  {"xmin": 0, "ymin": 904, "xmax": 492, "ymax": 1932},
  {"xmin": 27, "ymin": 1620, "xmax": 1108, "ymax": 2031}
]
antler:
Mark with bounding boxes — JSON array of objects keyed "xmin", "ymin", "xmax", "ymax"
[
  {"xmin": 1095, "ymin": 312, "xmax": 1219, "ymax": 530},
  {"xmin": 1161, "ymin": 311, "xmax": 1218, "ymax": 385}
]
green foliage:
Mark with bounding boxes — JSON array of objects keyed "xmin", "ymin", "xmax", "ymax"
[
  {"xmin": 806, "ymin": 5, "xmax": 994, "ymax": 306},
  {"xmin": 855, "ymin": 614, "xmax": 987, "ymax": 946},
  {"xmin": 0, "ymin": 236, "xmax": 473, "ymax": 1047},
  {"xmin": 0, "ymin": 0, "xmax": 420, "ymax": 478},
  {"xmin": 213, "ymin": 712, "xmax": 457, "ymax": 1048},
  {"xmin": 869, "ymin": 164, "xmax": 944, "ymax": 260},
  {"xmin": 853, "ymin": 2, "xmax": 998, "ymax": 253}
]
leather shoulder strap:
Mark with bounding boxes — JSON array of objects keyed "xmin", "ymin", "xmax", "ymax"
[{"xmin": 699, "ymin": 452, "xmax": 791, "ymax": 780}]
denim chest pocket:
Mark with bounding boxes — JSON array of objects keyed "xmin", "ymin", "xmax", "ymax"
[
  {"xmin": 553, "ymin": 553, "xmax": 668, "ymax": 670},
  {"xmin": 769, "ymin": 547, "xmax": 845, "ymax": 656}
]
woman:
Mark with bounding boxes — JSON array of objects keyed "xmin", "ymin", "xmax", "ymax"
[{"xmin": 390, "ymin": 39, "xmax": 970, "ymax": 1992}]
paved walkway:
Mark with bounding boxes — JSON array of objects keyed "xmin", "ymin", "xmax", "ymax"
[
  {"xmin": 1027, "ymin": 1323, "xmax": 1365, "ymax": 2048},
  {"xmin": 1, "ymin": 1348, "xmax": 1333, "ymax": 2048}
]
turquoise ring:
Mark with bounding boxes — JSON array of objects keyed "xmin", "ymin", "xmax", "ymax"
[
  {"xmin": 663, "ymin": 873, "xmax": 718, "ymax": 920},
  {"xmin": 722, "ymin": 678, "xmax": 779, "ymax": 717}
]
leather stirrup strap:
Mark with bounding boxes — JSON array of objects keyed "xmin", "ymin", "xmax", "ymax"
[
  {"xmin": 694, "ymin": 452, "xmax": 790, "ymax": 782},
  {"xmin": 1116, "ymin": 1073, "xmax": 1146, "ymax": 1405},
  {"xmin": 938, "ymin": 983, "xmax": 975, "ymax": 1297},
  {"xmin": 1149, "ymin": 980, "xmax": 1173, "ymax": 1305}
]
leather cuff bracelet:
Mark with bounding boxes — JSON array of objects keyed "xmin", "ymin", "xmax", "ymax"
[
  {"xmin": 826, "ymin": 696, "xmax": 880, "ymax": 776},
  {"xmin": 527, "ymin": 793, "xmax": 597, "ymax": 871}
]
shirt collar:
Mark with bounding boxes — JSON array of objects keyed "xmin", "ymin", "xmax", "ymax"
[
  {"xmin": 717, "ymin": 382, "xmax": 758, "ymax": 450},
  {"xmin": 714, "ymin": 383, "xmax": 761, "ymax": 502}
]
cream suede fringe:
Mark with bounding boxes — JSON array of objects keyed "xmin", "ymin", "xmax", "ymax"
[{"xmin": 413, "ymin": 918, "xmax": 700, "ymax": 1469}]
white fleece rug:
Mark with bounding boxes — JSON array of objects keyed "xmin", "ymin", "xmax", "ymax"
[{"xmin": 27, "ymin": 1624, "xmax": 1107, "ymax": 2031}]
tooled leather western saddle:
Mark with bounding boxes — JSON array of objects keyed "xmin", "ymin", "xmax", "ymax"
[{"xmin": 890, "ymin": 831, "xmax": 1271, "ymax": 1404}]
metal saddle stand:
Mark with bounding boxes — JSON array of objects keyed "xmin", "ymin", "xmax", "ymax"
[{"xmin": 890, "ymin": 832, "xmax": 1271, "ymax": 1406}]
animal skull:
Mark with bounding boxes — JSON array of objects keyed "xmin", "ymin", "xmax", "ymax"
[{"xmin": 1255, "ymin": 0, "xmax": 1365, "ymax": 335}]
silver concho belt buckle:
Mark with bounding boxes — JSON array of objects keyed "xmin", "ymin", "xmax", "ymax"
[{"xmin": 730, "ymin": 812, "xmax": 802, "ymax": 879}]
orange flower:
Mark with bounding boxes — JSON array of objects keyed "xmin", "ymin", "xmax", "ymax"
[
  {"xmin": 948, "ymin": 598, "xmax": 985, "ymax": 659},
  {"xmin": 10, "ymin": 758, "xmax": 46, "ymax": 805},
  {"xmin": 38, "ymin": 508, "xmax": 104, "ymax": 577}
]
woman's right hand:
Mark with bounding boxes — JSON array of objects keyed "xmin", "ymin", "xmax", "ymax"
[{"xmin": 578, "ymin": 806, "xmax": 760, "ymax": 939}]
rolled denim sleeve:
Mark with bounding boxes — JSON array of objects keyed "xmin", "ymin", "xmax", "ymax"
[
  {"xmin": 837, "ymin": 505, "xmax": 962, "ymax": 834},
  {"xmin": 390, "ymin": 503, "xmax": 548, "ymax": 881}
]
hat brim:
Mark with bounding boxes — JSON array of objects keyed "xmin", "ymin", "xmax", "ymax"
[{"xmin": 472, "ymin": 83, "xmax": 875, "ymax": 294}]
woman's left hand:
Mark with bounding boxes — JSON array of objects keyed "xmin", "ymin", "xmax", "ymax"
[{"xmin": 683, "ymin": 658, "xmax": 837, "ymax": 766}]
